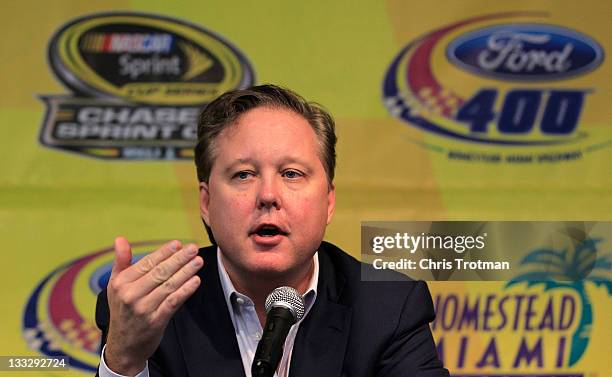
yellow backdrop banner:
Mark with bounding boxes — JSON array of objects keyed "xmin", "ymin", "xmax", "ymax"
[{"xmin": 1, "ymin": 1, "xmax": 610, "ymax": 376}]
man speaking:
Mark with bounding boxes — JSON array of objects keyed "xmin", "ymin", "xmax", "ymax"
[{"xmin": 95, "ymin": 85, "xmax": 449, "ymax": 376}]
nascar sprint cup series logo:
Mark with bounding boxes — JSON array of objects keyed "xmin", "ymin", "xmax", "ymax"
[
  {"xmin": 383, "ymin": 12, "xmax": 604, "ymax": 164},
  {"xmin": 40, "ymin": 13, "xmax": 254, "ymax": 160}
]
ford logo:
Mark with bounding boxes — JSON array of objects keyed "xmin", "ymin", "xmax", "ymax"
[{"xmin": 447, "ymin": 24, "xmax": 604, "ymax": 81}]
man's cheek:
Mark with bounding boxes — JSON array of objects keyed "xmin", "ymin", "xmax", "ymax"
[{"xmin": 218, "ymin": 194, "xmax": 249, "ymax": 214}]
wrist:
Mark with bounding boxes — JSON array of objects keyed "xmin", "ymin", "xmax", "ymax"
[{"xmin": 104, "ymin": 344, "xmax": 146, "ymax": 376}]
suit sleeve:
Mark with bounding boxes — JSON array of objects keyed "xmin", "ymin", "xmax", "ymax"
[
  {"xmin": 94, "ymin": 289, "xmax": 110, "ymax": 377},
  {"xmin": 375, "ymin": 281, "xmax": 450, "ymax": 377},
  {"xmin": 95, "ymin": 289, "xmax": 110, "ymax": 350}
]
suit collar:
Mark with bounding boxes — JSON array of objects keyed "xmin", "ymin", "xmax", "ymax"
[
  {"xmin": 290, "ymin": 241, "xmax": 353, "ymax": 377},
  {"xmin": 174, "ymin": 246, "xmax": 246, "ymax": 377}
]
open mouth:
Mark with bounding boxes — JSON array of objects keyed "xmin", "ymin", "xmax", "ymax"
[{"xmin": 252, "ymin": 224, "xmax": 287, "ymax": 238}]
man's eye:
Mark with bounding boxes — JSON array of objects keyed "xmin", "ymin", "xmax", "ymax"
[
  {"xmin": 234, "ymin": 171, "xmax": 252, "ymax": 180},
  {"xmin": 283, "ymin": 170, "xmax": 302, "ymax": 179}
]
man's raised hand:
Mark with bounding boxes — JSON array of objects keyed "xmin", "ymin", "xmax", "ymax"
[{"xmin": 103, "ymin": 237, "xmax": 203, "ymax": 375}]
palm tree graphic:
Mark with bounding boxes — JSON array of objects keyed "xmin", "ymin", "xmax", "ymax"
[{"xmin": 505, "ymin": 237, "xmax": 612, "ymax": 366}]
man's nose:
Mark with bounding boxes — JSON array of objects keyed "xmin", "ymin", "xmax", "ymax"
[{"xmin": 257, "ymin": 175, "xmax": 281, "ymax": 210}]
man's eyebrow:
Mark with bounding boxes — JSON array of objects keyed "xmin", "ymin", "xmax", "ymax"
[
  {"xmin": 223, "ymin": 158, "xmax": 256, "ymax": 173},
  {"xmin": 279, "ymin": 157, "xmax": 316, "ymax": 175},
  {"xmin": 279, "ymin": 156, "xmax": 311, "ymax": 167}
]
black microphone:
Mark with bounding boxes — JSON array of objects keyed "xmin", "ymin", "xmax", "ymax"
[{"xmin": 252, "ymin": 286, "xmax": 305, "ymax": 377}]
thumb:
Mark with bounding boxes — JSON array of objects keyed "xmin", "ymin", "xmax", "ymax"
[{"xmin": 111, "ymin": 236, "xmax": 133, "ymax": 276}]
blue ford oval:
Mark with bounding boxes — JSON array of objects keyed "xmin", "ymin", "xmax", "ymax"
[{"xmin": 447, "ymin": 24, "xmax": 604, "ymax": 81}]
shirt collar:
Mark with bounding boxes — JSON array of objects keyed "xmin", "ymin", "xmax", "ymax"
[{"xmin": 217, "ymin": 247, "xmax": 319, "ymax": 320}]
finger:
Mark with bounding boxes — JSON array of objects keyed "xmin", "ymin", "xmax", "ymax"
[
  {"xmin": 152, "ymin": 275, "xmax": 201, "ymax": 325},
  {"xmin": 119, "ymin": 240, "xmax": 182, "ymax": 283},
  {"xmin": 111, "ymin": 236, "xmax": 133, "ymax": 276},
  {"xmin": 142, "ymin": 255, "xmax": 203, "ymax": 311},
  {"xmin": 132, "ymin": 244, "xmax": 199, "ymax": 296}
]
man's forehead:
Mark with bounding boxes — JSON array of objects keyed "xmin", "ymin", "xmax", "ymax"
[
  {"xmin": 223, "ymin": 155, "xmax": 312, "ymax": 167},
  {"xmin": 214, "ymin": 108, "xmax": 317, "ymax": 148},
  {"xmin": 225, "ymin": 107, "xmax": 310, "ymax": 133},
  {"xmin": 208, "ymin": 106, "xmax": 324, "ymax": 170}
]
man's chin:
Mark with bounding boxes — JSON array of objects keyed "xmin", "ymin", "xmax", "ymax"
[
  {"xmin": 243, "ymin": 254, "xmax": 311, "ymax": 282},
  {"xmin": 246, "ymin": 257, "xmax": 293, "ymax": 276},
  {"xmin": 219, "ymin": 243, "xmax": 313, "ymax": 282}
]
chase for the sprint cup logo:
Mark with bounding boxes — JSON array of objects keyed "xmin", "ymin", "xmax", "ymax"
[
  {"xmin": 39, "ymin": 12, "xmax": 254, "ymax": 160},
  {"xmin": 383, "ymin": 12, "xmax": 605, "ymax": 164}
]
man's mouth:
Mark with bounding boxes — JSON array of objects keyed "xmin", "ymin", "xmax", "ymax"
[{"xmin": 250, "ymin": 224, "xmax": 288, "ymax": 238}]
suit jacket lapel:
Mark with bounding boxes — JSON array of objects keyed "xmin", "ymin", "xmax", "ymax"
[
  {"xmin": 290, "ymin": 245, "xmax": 352, "ymax": 377},
  {"xmin": 173, "ymin": 247, "xmax": 246, "ymax": 377}
]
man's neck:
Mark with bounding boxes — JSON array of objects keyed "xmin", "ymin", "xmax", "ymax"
[{"xmin": 219, "ymin": 252, "xmax": 315, "ymax": 323}]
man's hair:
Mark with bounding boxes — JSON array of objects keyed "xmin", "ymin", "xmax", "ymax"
[{"xmin": 194, "ymin": 84, "xmax": 337, "ymax": 185}]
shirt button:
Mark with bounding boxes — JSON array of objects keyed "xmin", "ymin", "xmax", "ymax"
[
  {"xmin": 236, "ymin": 297, "xmax": 245, "ymax": 305},
  {"xmin": 254, "ymin": 331, "xmax": 262, "ymax": 340}
]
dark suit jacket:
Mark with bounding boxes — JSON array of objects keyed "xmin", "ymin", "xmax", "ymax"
[{"xmin": 96, "ymin": 241, "xmax": 449, "ymax": 376}]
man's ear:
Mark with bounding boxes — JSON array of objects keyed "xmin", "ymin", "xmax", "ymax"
[
  {"xmin": 199, "ymin": 181, "xmax": 211, "ymax": 226},
  {"xmin": 326, "ymin": 183, "xmax": 336, "ymax": 225}
]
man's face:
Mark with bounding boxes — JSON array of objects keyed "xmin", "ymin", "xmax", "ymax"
[{"xmin": 199, "ymin": 106, "xmax": 335, "ymax": 278}]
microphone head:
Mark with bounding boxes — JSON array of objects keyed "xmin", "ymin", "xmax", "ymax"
[{"xmin": 264, "ymin": 286, "xmax": 306, "ymax": 322}]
